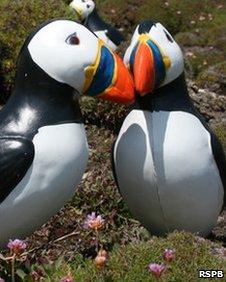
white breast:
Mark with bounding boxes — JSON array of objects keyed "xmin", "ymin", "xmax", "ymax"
[
  {"xmin": 0, "ymin": 123, "xmax": 88, "ymax": 246},
  {"xmin": 114, "ymin": 110, "xmax": 224, "ymax": 236}
]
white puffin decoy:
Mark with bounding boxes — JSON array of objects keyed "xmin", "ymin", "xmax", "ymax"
[
  {"xmin": 69, "ymin": 0, "xmax": 124, "ymax": 51},
  {"xmin": 0, "ymin": 19, "xmax": 134, "ymax": 246},
  {"xmin": 112, "ymin": 20, "xmax": 226, "ymax": 237}
]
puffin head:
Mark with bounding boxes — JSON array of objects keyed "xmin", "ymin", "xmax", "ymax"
[
  {"xmin": 70, "ymin": 0, "xmax": 95, "ymax": 21},
  {"xmin": 124, "ymin": 20, "xmax": 184, "ymax": 96},
  {"xmin": 26, "ymin": 20, "xmax": 134, "ymax": 104}
]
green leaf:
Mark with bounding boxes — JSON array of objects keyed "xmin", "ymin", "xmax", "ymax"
[{"xmin": 16, "ymin": 268, "xmax": 27, "ymax": 280}]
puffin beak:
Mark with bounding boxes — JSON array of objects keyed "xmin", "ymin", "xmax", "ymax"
[
  {"xmin": 83, "ymin": 39, "xmax": 135, "ymax": 104},
  {"xmin": 130, "ymin": 34, "xmax": 171, "ymax": 96},
  {"xmin": 70, "ymin": 2, "xmax": 83, "ymax": 20}
]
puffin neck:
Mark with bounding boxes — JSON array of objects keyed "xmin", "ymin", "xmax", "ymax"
[
  {"xmin": 15, "ymin": 47, "xmax": 72, "ymax": 93},
  {"xmin": 134, "ymin": 73, "xmax": 194, "ymax": 112},
  {"xmin": 85, "ymin": 8, "xmax": 106, "ymax": 31},
  {"xmin": 0, "ymin": 47, "xmax": 83, "ymax": 138}
]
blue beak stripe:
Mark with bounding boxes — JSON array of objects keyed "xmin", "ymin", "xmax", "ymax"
[
  {"xmin": 86, "ymin": 46, "xmax": 115, "ymax": 97},
  {"xmin": 147, "ymin": 40, "xmax": 166, "ymax": 87},
  {"xmin": 129, "ymin": 43, "xmax": 138, "ymax": 72}
]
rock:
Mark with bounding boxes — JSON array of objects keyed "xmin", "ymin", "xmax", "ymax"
[
  {"xmin": 197, "ymin": 62, "xmax": 226, "ymax": 96},
  {"xmin": 187, "ymin": 79, "xmax": 226, "ymax": 124}
]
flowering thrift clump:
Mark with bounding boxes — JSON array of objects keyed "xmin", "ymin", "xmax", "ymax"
[
  {"xmin": 148, "ymin": 263, "xmax": 166, "ymax": 279},
  {"xmin": 0, "ymin": 278, "xmax": 5, "ymax": 282},
  {"xmin": 84, "ymin": 212, "xmax": 105, "ymax": 230},
  {"xmin": 163, "ymin": 249, "xmax": 175, "ymax": 263},
  {"xmin": 7, "ymin": 239, "xmax": 27, "ymax": 255},
  {"xmin": 95, "ymin": 250, "xmax": 108, "ymax": 269}
]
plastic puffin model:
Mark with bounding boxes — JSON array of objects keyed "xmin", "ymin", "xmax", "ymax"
[
  {"xmin": 112, "ymin": 20, "xmax": 226, "ymax": 237},
  {"xmin": 69, "ymin": 0, "xmax": 124, "ymax": 51},
  {"xmin": 0, "ymin": 19, "xmax": 134, "ymax": 246}
]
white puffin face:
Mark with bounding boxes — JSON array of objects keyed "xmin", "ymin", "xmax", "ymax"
[
  {"xmin": 27, "ymin": 20, "xmax": 135, "ymax": 104},
  {"xmin": 146, "ymin": 22, "xmax": 184, "ymax": 86},
  {"xmin": 124, "ymin": 21, "xmax": 184, "ymax": 95},
  {"xmin": 70, "ymin": 0, "xmax": 95, "ymax": 21},
  {"xmin": 28, "ymin": 20, "xmax": 98, "ymax": 93}
]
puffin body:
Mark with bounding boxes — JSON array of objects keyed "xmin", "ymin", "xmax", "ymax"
[
  {"xmin": 113, "ymin": 21, "xmax": 225, "ymax": 237},
  {"xmin": 70, "ymin": 0, "xmax": 124, "ymax": 51},
  {"xmin": 0, "ymin": 20, "xmax": 134, "ymax": 245}
]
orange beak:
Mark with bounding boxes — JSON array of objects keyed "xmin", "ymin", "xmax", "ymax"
[
  {"xmin": 84, "ymin": 40, "xmax": 135, "ymax": 105},
  {"xmin": 133, "ymin": 42, "xmax": 155, "ymax": 96},
  {"xmin": 130, "ymin": 34, "xmax": 171, "ymax": 96},
  {"xmin": 99, "ymin": 53, "xmax": 135, "ymax": 104}
]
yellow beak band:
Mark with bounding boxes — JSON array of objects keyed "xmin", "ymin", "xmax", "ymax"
[{"xmin": 82, "ymin": 39, "xmax": 135, "ymax": 104}]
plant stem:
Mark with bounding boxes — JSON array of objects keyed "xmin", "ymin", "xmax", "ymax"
[
  {"xmin": 11, "ymin": 254, "xmax": 15, "ymax": 282},
  {"xmin": 95, "ymin": 229, "xmax": 100, "ymax": 254}
]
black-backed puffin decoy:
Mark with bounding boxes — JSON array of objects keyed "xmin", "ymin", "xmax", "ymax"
[
  {"xmin": 0, "ymin": 19, "xmax": 134, "ymax": 246},
  {"xmin": 69, "ymin": 0, "xmax": 124, "ymax": 51},
  {"xmin": 112, "ymin": 20, "xmax": 226, "ymax": 237}
]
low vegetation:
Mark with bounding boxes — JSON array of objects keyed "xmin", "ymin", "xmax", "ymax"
[{"xmin": 2, "ymin": 232, "xmax": 225, "ymax": 281}]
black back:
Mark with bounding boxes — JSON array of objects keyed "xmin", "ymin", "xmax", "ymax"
[
  {"xmin": 0, "ymin": 137, "xmax": 34, "ymax": 202},
  {"xmin": 84, "ymin": 8, "xmax": 124, "ymax": 46}
]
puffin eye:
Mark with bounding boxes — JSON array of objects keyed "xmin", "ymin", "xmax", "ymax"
[
  {"xmin": 66, "ymin": 33, "xmax": 80, "ymax": 45},
  {"xmin": 87, "ymin": 4, "xmax": 90, "ymax": 8},
  {"xmin": 164, "ymin": 30, "xmax": 174, "ymax": 43}
]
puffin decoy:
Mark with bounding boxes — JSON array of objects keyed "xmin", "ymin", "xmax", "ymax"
[
  {"xmin": 112, "ymin": 20, "xmax": 226, "ymax": 237},
  {"xmin": 0, "ymin": 19, "xmax": 134, "ymax": 246},
  {"xmin": 69, "ymin": 0, "xmax": 124, "ymax": 51}
]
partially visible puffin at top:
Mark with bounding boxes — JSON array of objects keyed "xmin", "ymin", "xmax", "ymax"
[
  {"xmin": 69, "ymin": 0, "xmax": 124, "ymax": 51},
  {"xmin": 0, "ymin": 19, "xmax": 134, "ymax": 246},
  {"xmin": 112, "ymin": 20, "xmax": 226, "ymax": 237}
]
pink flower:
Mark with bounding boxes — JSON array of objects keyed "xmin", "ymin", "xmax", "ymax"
[
  {"xmin": 0, "ymin": 278, "xmax": 5, "ymax": 282},
  {"xmin": 84, "ymin": 212, "xmax": 105, "ymax": 230},
  {"xmin": 7, "ymin": 239, "xmax": 27, "ymax": 255},
  {"xmin": 95, "ymin": 250, "xmax": 108, "ymax": 268},
  {"xmin": 30, "ymin": 268, "xmax": 45, "ymax": 281},
  {"xmin": 163, "ymin": 249, "xmax": 175, "ymax": 263},
  {"xmin": 148, "ymin": 263, "xmax": 166, "ymax": 278},
  {"xmin": 60, "ymin": 276, "xmax": 74, "ymax": 282},
  {"xmin": 30, "ymin": 271, "xmax": 40, "ymax": 281}
]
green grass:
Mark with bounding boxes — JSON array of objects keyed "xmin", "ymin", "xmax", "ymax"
[
  {"xmin": 136, "ymin": 0, "xmax": 226, "ymax": 35},
  {"xmin": 0, "ymin": 0, "xmax": 74, "ymax": 101},
  {"xmin": 25, "ymin": 232, "xmax": 226, "ymax": 281}
]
